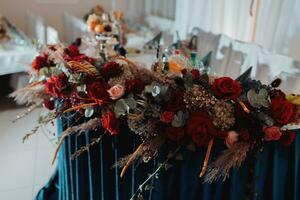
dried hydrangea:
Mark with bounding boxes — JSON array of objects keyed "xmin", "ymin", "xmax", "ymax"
[
  {"xmin": 183, "ymin": 85, "xmax": 216, "ymax": 110},
  {"xmin": 211, "ymin": 100, "xmax": 235, "ymax": 130}
]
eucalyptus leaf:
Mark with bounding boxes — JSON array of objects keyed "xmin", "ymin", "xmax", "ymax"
[
  {"xmin": 114, "ymin": 99, "xmax": 129, "ymax": 117},
  {"xmin": 247, "ymin": 88, "xmax": 269, "ymax": 108},
  {"xmin": 145, "ymin": 82, "xmax": 168, "ymax": 97},
  {"xmin": 84, "ymin": 107, "xmax": 94, "ymax": 118},
  {"xmin": 125, "ymin": 95, "xmax": 137, "ymax": 110},
  {"xmin": 171, "ymin": 111, "xmax": 186, "ymax": 127}
]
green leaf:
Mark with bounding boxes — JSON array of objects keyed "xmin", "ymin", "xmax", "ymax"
[
  {"xmin": 201, "ymin": 51, "xmax": 212, "ymax": 67},
  {"xmin": 236, "ymin": 67, "xmax": 252, "ymax": 82},
  {"xmin": 39, "ymin": 67, "xmax": 50, "ymax": 77},
  {"xmin": 171, "ymin": 111, "xmax": 186, "ymax": 127},
  {"xmin": 125, "ymin": 96, "xmax": 137, "ymax": 110}
]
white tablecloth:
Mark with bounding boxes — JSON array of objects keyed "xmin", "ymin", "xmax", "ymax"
[{"xmin": 0, "ymin": 44, "xmax": 37, "ymax": 75}]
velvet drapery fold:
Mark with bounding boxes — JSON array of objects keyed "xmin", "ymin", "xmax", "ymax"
[{"xmin": 35, "ymin": 116, "xmax": 300, "ymax": 200}]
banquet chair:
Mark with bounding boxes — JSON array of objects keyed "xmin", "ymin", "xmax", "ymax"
[
  {"xmin": 25, "ymin": 12, "xmax": 46, "ymax": 44},
  {"xmin": 46, "ymin": 26, "xmax": 60, "ymax": 45}
]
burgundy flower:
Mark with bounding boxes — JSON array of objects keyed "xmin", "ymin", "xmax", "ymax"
[
  {"xmin": 160, "ymin": 111, "xmax": 175, "ymax": 123},
  {"xmin": 191, "ymin": 69, "xmax": 200, "ymax": 79},
  {"xmin": 186, "ymin": 111, "xmax": 217, "ymax": 147},
  {"xmin": 165, "ymin": 127, "xmax": 184, "ymax": 142},
  {"xmin": 100, "ymin": 61, "xmax": 122, "ymax": 79},
  {"xmin": 43, "ymin": 98, "xmax": 55, "ymax": 110},
  {"xmin": 125, "ymin": 79, "xmax": 145, "ymax": 94},
  {"xmin": 167, "ymin": 90, "xmax": 184, "ymax": 112},
  {"xmin": 211, "ymin": 77, "xmax": 242, "ymax": 100},
  {"xmin": 270, "ymin": 95, "xmax": 294, "ymax": 125},
  {"xmin": 65, "ymin": 44, "xmax": 80, "ymax": 57},
  {"xmin": 31, "ymin": 53, "xmax": 48, "ymax": 71},
  {"xmin": 102, "ymin": 110, "xmax": 119, "ymax": 135},
  {"xmin": 86, "ymin": 81, "xmax": 110, "ymax": 104},
  {"xmin": 55, "ymin": 73, "xmax": 68, "ymax": 89}
]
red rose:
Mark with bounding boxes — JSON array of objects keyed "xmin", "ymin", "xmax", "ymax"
[
  {"xmin": 43, "ymin": 98, "xmax": 55, "ymax": 110},
  {"xmin": 279, "ymin": 130, "xmax": 296, "ymax": 146},
  {"xmin": 165, "ymin": 127, "xmax": 184, "ymax": 142},
  {"xmin": 86, "ymin": 81, "xmax": 110, "ymax": 104},
  {"xmin": 186, "ymin": 111, "xmax": 217, "ymax": 147},
  {"xmin": 102, "ymin": 110, "xmax": 119, "ymax": 135},
  {"xmin": 167, "ymin": 90, "xmax": 184, "ymax": 112},
  {"xmin": 55, "ymin": 73, "xmax": 68, "ymax": 89},
  {"xmin": 125, "ymin": 79, "xmax": 145, "ymax": 94},
  {"xmin": 31, "ymin": 54, "xmax": 48, "ymax": 70},
  {"xmin": 263, "ymin": 126, "xmax": 282, "ymax": 141},
  {"xmin": 191, "ymin": 69, "xmax": 200, "ymax": 79},
  {"xmin": 270, "ymin": 95, "xmax": 294, "ymax": 125},
  {"xmin": 100, "ymin": 61, "xmax": 122, "ymax": 79},
  {"xmin": 44, "ymin": 76, "xmax": 60, "ymax": 97},
  {"xmin": 211, "ymin": 77, "xmax": 242, "ymax": 100},
  {"xmin": 160, "ymin": 111, "xmax": 175, "ymax": 123}
]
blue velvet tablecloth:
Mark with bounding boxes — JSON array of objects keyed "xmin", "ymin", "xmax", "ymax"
[{"xmin": 35, "ymin": 116, "xmax": 300, "ymax": 200}]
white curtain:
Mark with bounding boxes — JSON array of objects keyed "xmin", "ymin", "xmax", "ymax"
[{"xmin": 175, "ymin": 0, "xmax": 300, "ymax": 60}]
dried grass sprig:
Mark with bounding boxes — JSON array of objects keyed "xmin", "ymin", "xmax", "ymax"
[
  {"xmin": 116, "ymin": 134, "xmax": 166, "ymax": 178},
  {"xmin": 9, "ymin": 85, "xmax": 44, "ymax": 105},
  {"xmin": 71, "ymin": 133, "xmax": 106, "ymax": 159},
  {"xmin": 51, "ymin": 117, "xmax": 100, "ymax": 164},
  {"xmin": 22, "ymin": 125, "xmax": 40, "ymax": 143},
  {"xmin": 204, "ymin": 142, "xmax": 250, "ymax": 183},
  {"xmin": 12, "ymin": 100, "xmax": 43, "ymax": 123},
  {"xmin": 129, "ymin": 143, "xmax": 184, "ymax": 200}
]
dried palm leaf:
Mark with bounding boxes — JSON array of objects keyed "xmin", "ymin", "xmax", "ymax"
[
  {"xmin": 204, "ymin": 142, "xmax": 250, "ymax": 183},
  {"xmin": 67, "ymin": 60, "xmax": 101, "ymax": 78}
]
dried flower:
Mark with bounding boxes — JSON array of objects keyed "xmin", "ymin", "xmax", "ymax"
[
  {"xmin": 184, "ymin": 85, "xmax": 216, "ymax": 111},
  {"xmin": 211, "ymin": 100, "xmax": 235, "ymax": 131}
]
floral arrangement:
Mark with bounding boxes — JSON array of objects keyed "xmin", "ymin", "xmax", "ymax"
[{"xmin": 11, "ymin": 36, "xmax": 300, "ymax": 198}]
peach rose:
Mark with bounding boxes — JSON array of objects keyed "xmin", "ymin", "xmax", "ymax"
[
  {"xmin": 263, "ymin": 126, "xmax": 282, "ymax": 141},
  {"xmin": 107, "ymin": 84, "xmax": 125, "ymax": 100},
  {"xmin": 225, "ymin": 131, "xmax": 239, "ymax": 148}
]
